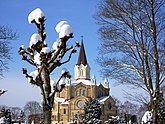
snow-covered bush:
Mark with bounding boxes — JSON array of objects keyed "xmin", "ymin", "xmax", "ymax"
[
  {"xmin": 0, "ymin": 116, "xmax": 7, "ymax": 124},
  {"xmin": 104, "ymin": 116, "xmax": 127, "ymax": 124},
  {"xmin": 141, "ymin": 111, "xmax": 152, "ymax": 124}
]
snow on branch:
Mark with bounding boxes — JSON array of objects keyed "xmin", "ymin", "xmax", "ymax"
[
  {"xmin": 49, "ymin": 41, "xmax": 80, "ymax": 72},
  {"xmin": 0, "ymin": 89, "xmax": 7, "ymax": 96},
  {"xmin": 55, "ymin": 21, "xmax": 73, "ymax": 39},
  {"xmin": 29, "ymin": 33, "xmax": 42, "ymax": 48},
  {"xmin": 28, "ymin": 8, "xmax": 45, "ymax": 24}
]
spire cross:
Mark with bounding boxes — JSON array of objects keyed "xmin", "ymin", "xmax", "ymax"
[{"xmin": 81, "ymin": 36, "xmax": 83, "ymax": 42}]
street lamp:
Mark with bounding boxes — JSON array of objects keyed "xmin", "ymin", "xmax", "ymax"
[
  {"xmin": 76, "ymin": 111, "xmax": 80, "ymax": 124},
  {"xmin": 72, "ymin": 112, "xmax": 75, "ymax": 123}
]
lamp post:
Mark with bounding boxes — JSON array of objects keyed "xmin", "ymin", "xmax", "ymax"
[
  {"xmin": 72, "ymin": 112, "xmax": 74, "ymax": 123},
  {"xmin": 77, "ymin": 111, "xmax": 80, "ymax": 124}
]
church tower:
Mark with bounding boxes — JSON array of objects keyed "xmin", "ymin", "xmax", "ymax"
[{"xmin": 74, "ymin": 41, "xmax": 90, "ymax": 80}]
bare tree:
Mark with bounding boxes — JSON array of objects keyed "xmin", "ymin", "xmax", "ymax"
[
  {"xmin": 0, "ymin": 25, "xmax": 17, "ymax": 78},
  {"xmin": 18, "ymin": 8, "xmax": 79, "ymax": 124},
  {"xmin": 94, "ymin": 0, "xmax": 165, "ymax": 123},
  {"xmin": 9, "ymin": 107, "xmax": 22, "ymax": 121},
  {"xmin": 24, "ymin": 101, "xmax": 42, "ymax": 118}
]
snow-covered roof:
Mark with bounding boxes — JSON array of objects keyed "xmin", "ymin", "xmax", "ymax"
[
  {"xmin": 66, "ymin": 79, "xmax": 96, "ymax": 86},
  {"xmin": 54, "ymin": 97, "xmax": 69, "ymax": 104},
  {"xmin": 55, "ymin": 96, "xmax": 110, "ymax": 105},
  {"xmin": 65, "ymin": 79, "xmax": 110, "ymax": 89},
  {"xmin": 97, "ymin": 96, "xmax": 110, "ymax": 103}
]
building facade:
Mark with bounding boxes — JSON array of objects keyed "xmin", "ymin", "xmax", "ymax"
[{"xmin": 52, "ymin": 42, "xmax": 117, "ymax": 124}]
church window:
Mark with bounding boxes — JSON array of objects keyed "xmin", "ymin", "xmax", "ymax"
[
  {"xmin": 97, "ymin": 91, "xmax": 103, "ymax": 97},
  {"xmin": 78, "ymin": 70, "xmax": 80, "ymax": 77},
  {"xmin": 62, "ymin": 91, "xmax": 66, "ymax": 97},
  {"xmin": 108, "ymin": 102, "xmax": 112, "ymax": 109},
  {"xmin": 63, "ymin": 108, "xmax": 66, "ymax": 114},
  {"xmin": 80, "ymin": 69, "xmax": 83, "ymax": 76},
  {"xmin": 79, "ymin": 89, "xmax": 81, "ymax": 95},
  {"xmin": 98, "ymin": 91, "xmax": 100, "ymax": 97},
  {"xmin": 53, "ymin": 104, "xmax": 56, "ymax": 110},
  {"xmin": 79, "ymin": 88, "xmax": 86, "ymax": 96},
  {"xmin": 80, "ymin": 89, "xmax": 83, "ymax": 95},
  {"xmin": 52, "ymin": 115, "xmax": 56, "ymax": 120},
  {"xmin": 76, "ymin": 90, "xmax": 79, "ymax": 96},
  {"xmin": 83, "ymin": 89, "xmax": 86, "ymax": 95}
]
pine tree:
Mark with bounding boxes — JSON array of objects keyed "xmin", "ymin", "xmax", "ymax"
[{"xmin": 82, "ymin": 98, "xmax": 102, "ymax": 124}]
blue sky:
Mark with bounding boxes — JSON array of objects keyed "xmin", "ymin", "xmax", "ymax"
[{"xmin": 0, "ymin": 0, "xmax": 128, "ymax": 108}]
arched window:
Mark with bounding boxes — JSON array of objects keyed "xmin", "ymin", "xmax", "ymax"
[
  {"xmin": 63, "ymin": 108, "xmax": 66, "ymax": 114},
  {"xmin": 83, "ymin": 89, "xmax": 86, "ymax": 95},
  {"xmin": 108, "ymin": 102, "xmax": 112, "ymax": 109},
  {"xmin": 76, "ymin": 90, "xmax": 79, "ymax": 96},
  {"xmin": 98, "ymin": 91, "xmax": 102, "ymax": 97},
  {"xmin": 79, "ymin": 88, "xmax": 86, "ymax": 96},
  {"xmin": 80, "ymin": 89, "xmax": 82, "ymax": 95},
  {"xmin": 80, "ymin": 69, "xmax": 83, "ymax": 76}
]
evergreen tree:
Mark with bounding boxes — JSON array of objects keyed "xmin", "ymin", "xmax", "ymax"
[{"xmin": 82, "ymin": 98, "xmax": 102, "ymax": 124}]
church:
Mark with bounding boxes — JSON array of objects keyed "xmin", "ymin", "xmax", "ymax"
[{"xmin": 52, "ymin": 41, "xmax": 117, "ymax": 124}]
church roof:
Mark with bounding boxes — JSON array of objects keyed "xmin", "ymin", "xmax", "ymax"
[
  {"xmin": 55, "ymin": 96, "xmax": 110, "ymax": 105},
  {"xmin": 55, "ymin": 97, "xmax": 69, "ymax": 104},
  {"xmin": 77, "ymin": 41, "xmax": 88, "ymax": 65},
  {"xmin": 65, "ymin": 79, "xmax": 109, "ymax": 89},
  {"xmin": 70, "ymin": 79, "xmax": 97, "ymax": 86},
  {"xmin": 97, "ymin": 96, "xmax": 110, "ymax": 103}
]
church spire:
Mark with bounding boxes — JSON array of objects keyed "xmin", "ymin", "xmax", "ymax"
[
  {"xmin": 74, "ymin": 37, "xmax": 90, "ymax": 80},
  {"xmin": 77, "ymin": 37, "xmax": 88, "ymax": 65}
]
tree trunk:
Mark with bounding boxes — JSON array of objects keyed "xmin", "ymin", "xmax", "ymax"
[
  {"xmin": 150, "ymin": 0, "xmax": 160, "ymax": 123},
  {"xmin": 42, "ymin": 66, "xmax": 52, "ymax": 124},
  {"xmin": 152, "ymin": 102, "xmax": 158, "ymax": 124},
  {"xmin": 152, "ymin": 91, "xmax": 160, "ymax": 124},
  {"xmin": 43, "ymin": 105, "xmax": 52, "ymax": 124}
]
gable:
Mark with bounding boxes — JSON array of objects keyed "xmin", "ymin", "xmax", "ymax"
[{"xmin": 98, "ymin": 83, "xmax": 106, "ymax": 90}]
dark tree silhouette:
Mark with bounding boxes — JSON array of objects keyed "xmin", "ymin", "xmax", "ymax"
[
  {"xmin": 0, "ymin": 25, "xmax": 17, "ymax": 77},
  {"xmin": 94, "ymin": 0, "xmax": 165, "ymax": 123}
]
